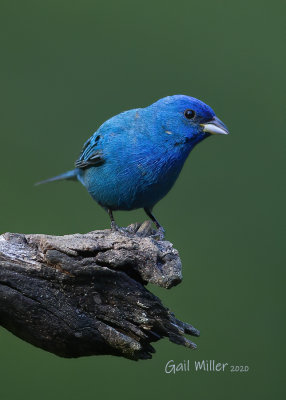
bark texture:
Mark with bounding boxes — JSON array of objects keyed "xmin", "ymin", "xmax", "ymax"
[{"xmin": 0, "ymin": 221, "xmax": 199, "ymax": 360}]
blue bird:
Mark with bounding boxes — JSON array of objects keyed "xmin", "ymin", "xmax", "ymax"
[{"xmin": 38, "ymin": 95, "xmax": 229, "ymax": 236}]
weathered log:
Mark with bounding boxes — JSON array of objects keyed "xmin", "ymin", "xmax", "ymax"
[{"xmin": 0, "ymin": 221, "xmax": 199, "ymax": 360}]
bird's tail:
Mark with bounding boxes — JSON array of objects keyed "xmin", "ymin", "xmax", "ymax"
[{"xmin": 35, "ymin": 169, "xmax": 78, "ymax": 185}]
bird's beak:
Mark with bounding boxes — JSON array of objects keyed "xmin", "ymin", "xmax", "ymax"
[{"xmin": 201, "ymin": 116, "xmax": 229, "ymax": 135}]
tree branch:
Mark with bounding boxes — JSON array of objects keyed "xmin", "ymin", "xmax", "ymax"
[{"xmin": 0, "ymin": 221, "xmax": 199, "ymax": 360}]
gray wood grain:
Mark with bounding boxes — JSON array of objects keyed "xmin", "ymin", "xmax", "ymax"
[{"xmin": 0, "ymin": 222, "xmax": 199, "ymax": 360}]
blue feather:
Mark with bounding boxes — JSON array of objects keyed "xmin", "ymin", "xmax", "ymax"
[{"xmin": 38, "ymin": 95, "xmax": 229, "ymax": 232}]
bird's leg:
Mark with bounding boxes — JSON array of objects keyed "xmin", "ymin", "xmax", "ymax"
[
  {"xmin": 144, "ymin": 208, "xmax": 162, "ymax": 229},
  {"xmin": 107, "ymin": 208, "xmax": 118, "ymax": 231},
  {"xmin": 107, "ymin": 208, "xmax": 129, "ymax": 235},
  {"xmin": 144, "ymin": 208, "xmax": 165, "ymax": 240}
]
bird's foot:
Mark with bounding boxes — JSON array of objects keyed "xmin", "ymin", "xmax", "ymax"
[
  {"xmin": 110, "ymin": 221, "xmax": 130, "ymax": 235},
  {"xmin": 110, "ymin": 221, "xmax": 119, "ymax": 231},
  {"xmin": 151, "ymin": 226, "xmax": 165, "ymax": 241}
]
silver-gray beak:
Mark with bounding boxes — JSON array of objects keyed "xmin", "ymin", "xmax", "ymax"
[{"xmin": 201, "ymin": 116, "xmax": 229, "ymax": 135}]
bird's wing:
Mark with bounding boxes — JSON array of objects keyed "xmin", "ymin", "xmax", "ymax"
[
  {"xmin": 75, "ymin": 109, "xmax": 139, "ymax": 170},
  {"xmin": 75, "ymin": 134, "xmax": 105, "ymax": 169}
]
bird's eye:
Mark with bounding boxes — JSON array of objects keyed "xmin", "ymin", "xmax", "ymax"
[{"xmin": 184, "ymin": 109, "xmax": 196, "ymax": 119}]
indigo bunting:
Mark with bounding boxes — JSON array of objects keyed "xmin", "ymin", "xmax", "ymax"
[{"xmin": 38, "ymin": 95, "xmax": 229, "ymax": 236}]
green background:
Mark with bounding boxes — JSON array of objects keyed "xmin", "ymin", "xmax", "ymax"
[{"xmin": 0, "ymin": 0, "xmax": 285, "ymax": 399}]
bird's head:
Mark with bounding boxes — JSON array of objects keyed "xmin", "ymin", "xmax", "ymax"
[{"xmin": 149, "ymin": 95, "xmax": 229, "ymax": 148}]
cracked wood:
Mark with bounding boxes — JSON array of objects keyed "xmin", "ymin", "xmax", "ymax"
[{"xmin": 0, "ymin": 221, "xmax": 199, "ymax": 360}]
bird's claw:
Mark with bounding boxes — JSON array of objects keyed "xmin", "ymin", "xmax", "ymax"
[
  {"xmin": 111, "ymin": 222, "xmax": 129, "ymax": 235},
  {"xmin": 111, "ymin": 221, "xmax": 119, "ymax": 231},
  {"xmin": 152, "ymin": 226, "xmax": 165, "ymax": 241}
]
